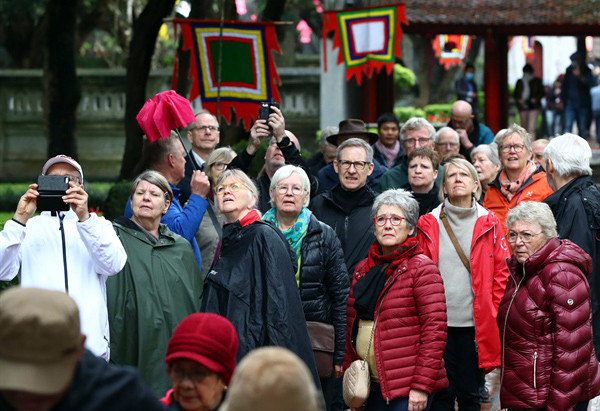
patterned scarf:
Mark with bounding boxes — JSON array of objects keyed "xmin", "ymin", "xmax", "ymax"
[
  {"xmin": 499, "ymin": 161, "xmax": 537, "ymax": 202},
  {"xmin": 263, "ymin": 207, "xmax": 312, "ymax": 261},
  {"xmin": 375, "ymin": 139, "xmax": 400, "ymax": 168}
]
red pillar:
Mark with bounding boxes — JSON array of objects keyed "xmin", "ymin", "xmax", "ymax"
[{"xmin": 484, "ymin": 32, "xmax": 509, "ymax": 133}]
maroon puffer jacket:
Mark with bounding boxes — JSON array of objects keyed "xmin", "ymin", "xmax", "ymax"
[
  {"xmin": 344, "ymin": 243, "xmax": 448, "ymax": 402},
  {"xmin": 498, "ymin": 238, "xmax": 600, "ymax": 411}
]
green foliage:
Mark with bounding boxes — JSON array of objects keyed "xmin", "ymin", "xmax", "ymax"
[
  {"xmin": 394, "ymin": 107, "xmax": 426, "ymax": 123},
  {"xmin": 102, "ymin": 181, "xmax": 131, "ymax": 221},
  {"xmin": 393, "ymin": 64, "xmax": 416, "ymax": 90},
  {"xmin": 230, "ymin": 139, "xmax": 269, "ymax": 178}
]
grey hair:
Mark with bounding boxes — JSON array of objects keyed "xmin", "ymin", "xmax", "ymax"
[
  {"xmin": 190, "ymin": 110, "xmax": 218, "ymax": 127},
  {"xmin": 320, "ymin": 127, "xmax": 339, "ymax": 150},
  {"xmin": 215, "ymin": 169, "xmax": 259, "ymax": 211},
  {"xmin": 544, "ymin": 133, "xmax": 592, "ymax": 177},
  {"xmin": 506, "ymin": 201, "xmax": 558, "ymax": 239},
  {"xmin": 371, "ymin": 189, "xmax": 419, "ymax": 234},
  {"xmin": 269, "ymin": 165, "xmax": 311, "ymax": 208},
  {"xmin": 130, "ymin": 170, "xmax": 173, "ymax": 205},
  {"xmin": 435, "ymin": 127, "xmax": 459, "ymax": 144},
  {"xmin": 493, "ymin": 124, "xmax": 532, "ymax": 158},
  {"xmin": 205, "ymin": 147, "xmax": 236, "ymax": 182},
  {"xmin": 440, "ymin": 158, "xmax": 482, "ymax": 201},
  {"xmin": 400, "ymin": 117, "xmax": 436, "ymax": 142},
  {"xmin": 336, "ymin": 138, "xmax": 374, "ymax": 163},
  {"xmin": 471, "ymin": 143, "xmax": 501, "ymax": 167}
]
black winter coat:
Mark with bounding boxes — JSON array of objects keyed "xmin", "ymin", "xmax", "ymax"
[
  {"xmin": 544, "ymin": 175, "xmax": 600, "ymax": 358},
  {"xmin": 309, "ymin": 185, "xmax": 376, "ymax": 275},
  {"xmin": 300, "ymin": 215, "xmax": 350, "ymax": 364},
  {"xmin": 200, "ymin": 219, "xmax": 320, "ymax": 386}
]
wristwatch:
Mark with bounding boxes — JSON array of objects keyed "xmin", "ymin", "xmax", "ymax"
[{"xmin": 277, "ymin": 136, "xmax": 291, "ymax": 148}]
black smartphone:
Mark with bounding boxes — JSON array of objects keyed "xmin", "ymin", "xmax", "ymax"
[{"xmin": 37, "ymin": 175, "xmax": 70, "ymax": 212}]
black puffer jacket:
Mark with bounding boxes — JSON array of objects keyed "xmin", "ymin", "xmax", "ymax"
[{"xmin": 300, "ymin": 215, "xmax": 350, "ymax": 364}]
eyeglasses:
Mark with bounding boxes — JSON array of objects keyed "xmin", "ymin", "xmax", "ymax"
[
  {"xmin": 192, "ymin": 125, "xmax": 219, "ymax": 132},
  {"xmin": 374, "ymin": 214, "xmax": 404, "ymax": 226},
  {"xmin": 501, "ymin": 144, "xmax": 525, "ymax": 153},
  {"xmin": 508, "ymin": 231, "xmax": 543, "ymax": 243},
  {"xmin": 171, "ymin": 366, "xmax": 213, "ymax": 383},
  {"xmin": 436, "ymin": 142, "xmax": 459, "ymax": 148},
  {"xmin": 48, "ymin": 173, "xmax": 81, "ymax": 185},
  {"xmin": 211, "ymin": 162, "xmax": 230, "ymax": 171},
  {"xmin": 215, "ymin": 182, "xmax": 243, "ymax": 194},
  {"xmin": 276, "ymin": 185, "xmax": 304, "ymax": 195},
  {"xmin": 403, "ymin": 138, "xmax": 431, "ymax": 147},
  {"xmin": 338, "ymin": 160, "xmax": 370, "ymax": 170}
]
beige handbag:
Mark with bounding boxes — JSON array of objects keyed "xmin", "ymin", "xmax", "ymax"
[{"xmin": 343, "ymin": 275, "xmax": 391, "ymax": 408}]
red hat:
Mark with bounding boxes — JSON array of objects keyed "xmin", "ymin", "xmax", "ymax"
[{"xmin": 165, "ymin": 313, "xmax": 239, "ymax": 384}]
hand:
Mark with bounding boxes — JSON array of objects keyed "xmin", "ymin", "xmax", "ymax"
[
  {"xmin": 190, "ymin": 170, "xmax": 211, "ymax": 198},
  {"xmin": 63, "ymin": 181, "xmax": 90, "ymax": 222},
  {"xmin": 247, "ymin": 119, "xmax": 270, "ymax": 155},
  {"xmin": 408, "ymin": 389, "xmax": 428, "ymax": 411},
  {"xmin": 13, "ymin": 184, "xmax": 39, "ymax": 224},
  {"xmin": 456, "ymin": 128, "xmax": 473, "ymax": 150},
  {"xmin": 269, "ymin": 106, "xmax": 286, "ymax": 141},
  {"xmin": 335, "ymin": 364, "xmax": 344, "ymax": 378}
]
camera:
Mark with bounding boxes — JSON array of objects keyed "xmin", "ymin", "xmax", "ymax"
[{"xmin": 37, "ymin": 175, "xmax": 71, "ymax": 212}]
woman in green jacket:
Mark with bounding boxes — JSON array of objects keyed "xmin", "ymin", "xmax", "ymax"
[{"xmin": 107, "ymin": 170, "xmax": 203, "ymax": 396}]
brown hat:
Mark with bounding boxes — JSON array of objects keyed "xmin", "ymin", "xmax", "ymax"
[
  {"xmin": 326, "ymin": 119, "xmax": 378, "ymax": 146},
  {"xmin": 0, "ymin": 288, "xmax": 83, "ymax": 395}
]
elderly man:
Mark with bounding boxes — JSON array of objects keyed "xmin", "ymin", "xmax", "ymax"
[
  {"xmin": 178, "ymin": 110, "xmax": 220, "ymax": 204},
  {"xmin": 531, "ymin": 138, "xmax": 549, "ymax": 168},
  {"xmin": 0, "ymin": 155, "xmax": 127, "ymax": 361},
  {"xmin": 125, "ymin": 133, "xmax": 211, "ymax": 268},
  {"xmin": 378, "ymin": 117, "xmax": 443, "ymax": 191},
  {"xmin": 435, "ymin": 127, "xmax": 461, "ymax": 159},
  {"xmin": 448, "ymin": 100, "xmax": 494, "ymax": 158},
  {"xmin": 373, "ymin": 112, "xmax": 404, "ymax": 168},
  {"xmin": 310, "ymin": 138, "xmax": 376, "ymax": 276},
  {"xmin": 316, "ymin": 118, "xmax": 387, "ymax": 192},
  {"xmin": 0, "ymin": 287, "xmax": 164, "ymax": 411},
  {"xmin": 544, "ymin": 133, "xmax": 600, "ymax": 358}
]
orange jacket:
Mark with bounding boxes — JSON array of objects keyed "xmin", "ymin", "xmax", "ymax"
[{"xmin": 483, "ymin": 170, "xmax": 554, "ymax": 229}]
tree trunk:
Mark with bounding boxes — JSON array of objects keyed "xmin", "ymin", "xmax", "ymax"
[
  {"xmin": 43, "ymin": 0, "xmax": 81, "ymax": 158},
  {"xmin": 119, "ymin": 0, "xmax": 176, "ymax": 180}
]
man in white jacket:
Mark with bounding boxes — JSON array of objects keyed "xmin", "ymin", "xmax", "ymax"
[{"xmin": 0, "ymin": 155, "xmax": 127, "ymax": 360}]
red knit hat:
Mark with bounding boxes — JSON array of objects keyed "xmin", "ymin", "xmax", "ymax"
[{"xmin": 165, "ymin": 313, "xmax": 239, "ymax": 384}]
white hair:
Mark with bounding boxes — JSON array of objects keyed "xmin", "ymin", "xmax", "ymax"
[
  {"xmin": 471, "ymin": 143, "xmax": 501, "ymax": 167},
  {"xmin": 400, "ymin": 117, "xmax": 436, "ymax": 142},
  {"xmin": 371, "ymin": 189, "xmax": 419, "ymax": 233},
  {"xmin": 544, "ymin": 133, "xmax": 592, "ymax": 177},
  {"xmin": 435, "ymin": 127, "xmax": 459, "ymax": 144},
  {"xmin": 269, "ymin": 165, "xmax": 311, "ymax": 208},
  {"xmin": 506, "ymin": 201, "xmax": 558, "ymax": 239}
]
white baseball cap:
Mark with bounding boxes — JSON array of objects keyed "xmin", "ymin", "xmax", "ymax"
[{"xmin": 42, "ymin": 155, "xmax": 84, "ymax": 181}]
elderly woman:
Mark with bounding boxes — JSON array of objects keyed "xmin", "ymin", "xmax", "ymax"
[
  {"xmin": 262, "ymin": 164, "xmax": 349, "ymax": 407},
  {"xmin": 200, "ymin": 169, "xmax": 319, "ymax": 384},
  {"xmin": 417, "ymin": 158, "xmax": 510, "ymax": 410},
  {"xmin": 195, "ymin": 147, "xmax": 235, "ymax": 277},
  {"xmin": 483, "ymin": 124, "xmax": 553, "ymax": 227},
  {"xmin": 498, "ymin": 201, "xmax": 600, "ymax": 411},
  {"xmin": 345, "ymin": 189, "xmax": 448, "ymax": 410},
  {"xmin": 402, "ymin": 147, "xmax": 440, "ymax": 216},
  {"xmin": 107, "ymin": 170, "xmax": 203, "ymax": 396},
  {"xmin": 161, "ymin": 313, "xmax": 239, "ymax": 411},
  {"xmin": 470, "ymin": 143, "xmax": 501, "ymax": 197}
]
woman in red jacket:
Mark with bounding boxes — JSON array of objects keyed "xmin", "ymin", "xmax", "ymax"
[
  {"xmin": 498, "ymin": 201, "xmax": 600, "ymax": 411},
  {"xmin": 417, "ymin": 158, "xmax": 510, "ymax": 410},
  {"xmin": 345, "ymin": 189, "xmax": 448, "ymax": 411}
]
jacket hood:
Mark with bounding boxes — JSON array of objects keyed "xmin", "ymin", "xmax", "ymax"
[{"xmin": 509, "ymin": 238, "xmax": 592, "ymax": 278}]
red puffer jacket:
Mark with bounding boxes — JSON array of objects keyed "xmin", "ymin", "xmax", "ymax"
[
  {"xmin": 344, "ymin": 239, "xmax": 448, "ymax": 402},
  {"xmin": 498, "ymin": 238, "xmax": 600, "ymax": 411},
  {"xmin": 416, "ymin": 203, "xmax": 510, "ymax": 370}
]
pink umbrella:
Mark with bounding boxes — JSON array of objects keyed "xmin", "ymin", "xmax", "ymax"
[{"xmin": 136, "ymin": 90, "xmax": 196, "ymax": 142}]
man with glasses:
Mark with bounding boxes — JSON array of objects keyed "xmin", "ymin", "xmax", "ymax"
[
  {"xmin": 310, "ymin": 138, "xmax": 376, "ymax": 276},
  {"xmin": 447, "ymin": 100, "xmax": 494, "ymax": 158},
  {"xmin": 178, "ymin": 110, "xmax": 220, "ymax": 204},
  {"xmin": 0, "ymin": 155, "xmax": 127, "ymax": 361},
  {"xmin": 435, "ymin": 127, "xmax": 461, "ymax": 159},
  {"xmin": 378, "ymin": 117, "xmax": 443, "ymax": 192}
]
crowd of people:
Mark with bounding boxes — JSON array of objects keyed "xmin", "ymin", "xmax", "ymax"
[{"xmin": 1, "ymin": 100, "xmax": 600, "ymax": 411}]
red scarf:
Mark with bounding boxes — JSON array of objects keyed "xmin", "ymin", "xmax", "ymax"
[
  {"xmin": 239, "ymin": 209, "xmax": 261, "ymax": 226},
  {"xmin": 365, "ymin": 237, "xmax": 422, "ymax": 277}
]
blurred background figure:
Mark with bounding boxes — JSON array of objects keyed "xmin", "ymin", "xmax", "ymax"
[
  {"xmin": 162, "ymin": 313, "xmax": 239, "ymax": 411},
  {"xmin": 514, "ymin": 64, "xmax": 544, "ymax": 139},
  {"xmin": 470, "ymin": 143, "xmax": 501, "ymax": 199},
  {"xmin": 435, "ymin": 127, "xmax": 460, "ymax": 159},
  {"xmin": 531, "ymin": 139, "xmax": 549, "ymax": 169},
  {"xmin": 545, "ymin": 76, "xmax": 564, "ymax": 137},
  {"xmin": 403, "ymin": 147, "xmax": 441, "ymax": 216},
  {"xmin": 308, "ymin": 126, "xmax": 338, "ymax": 176},
  {"xmin": 373, "ymin": 112, "xmax": 403, "ymax": 169},
  {"xmin": 264, "ymin": 165, "xmax": 349, "ymax": 411},
  {"xmin": 455, "ymin": 63, "xmax": 479, "ymax": 115},
  {"xmin": 220, "ymin": 347, "xmax": 324, "ymax": 411},
  {"xmin": 591, "ymin": 74, "xmax": 600, "ymax": 148},
  {"xmin": 498, "ymin": 202, "xmax": 600, "ymax": 411},
  {"xmin": 562, "ymin": 51, "xmax": 594, "ymax": 139}
]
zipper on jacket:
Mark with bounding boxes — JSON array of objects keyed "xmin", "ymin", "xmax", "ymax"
[
  {"xmin": 500, "ymin": 266, "xmax": 525, "ymax": 388},
  {"xmin": 533, "ymin": 351, "xmax": 538, "ymax": 389}
]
